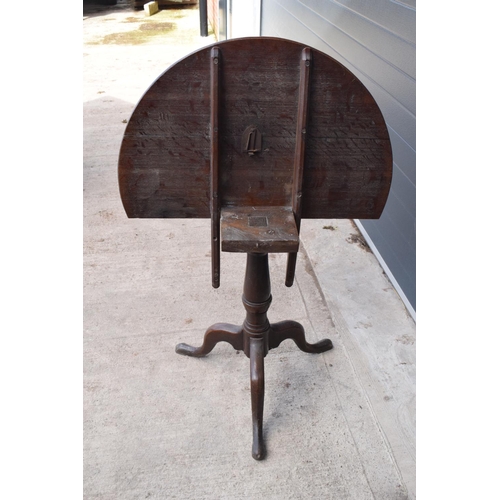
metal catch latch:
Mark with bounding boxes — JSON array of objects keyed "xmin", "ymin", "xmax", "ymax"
[{"xmin": 242, "ymin": 125, "xmax": 262, "ymax": 156}]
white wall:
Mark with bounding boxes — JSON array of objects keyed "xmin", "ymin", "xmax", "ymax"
[
  {"xmin": 260, "ymin": 0, "xmax": 416, "ymax": 314},
  {"xmin": 227, "ymin": 0, "xmax": 261, "ymax": 38}
]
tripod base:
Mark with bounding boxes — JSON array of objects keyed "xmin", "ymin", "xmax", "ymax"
[{"xmin": 175, "ymin": 253, "xmax": 333, "ymax": 460}]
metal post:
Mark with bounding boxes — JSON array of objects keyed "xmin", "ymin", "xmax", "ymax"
[{"xmin": 199, "ymin": 0, "xmax": 208, "ymax": 37}]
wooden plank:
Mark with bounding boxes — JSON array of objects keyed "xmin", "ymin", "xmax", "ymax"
[
  {"xmin": 210, "ymin": 46, "xmax": 221, "ymax": 288},
  {"xmin": 286, "ymin": 47, "xmax": 311, "ymax": 286}
]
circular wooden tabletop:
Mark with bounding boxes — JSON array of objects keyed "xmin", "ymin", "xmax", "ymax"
[{"xmin": 118, "ymin": 37, "xmax": 392, "ymax": 220}]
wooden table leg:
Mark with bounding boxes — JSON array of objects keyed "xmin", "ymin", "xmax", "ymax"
[
  {"xmin": 249, "ymin": 336, "xmax": 265, "ymax": 460},
  {"xmin": 175, "ymin": 323, "xmax": 243, "ymax": 357},
  {"xmin": 240, "ymin": 253, "xmax": 271, "ymax": 460},
  {"xmin": 269, "ymin": 320, "xmax": 333, "ymax": 354},
  {"xmin": 175, "ymin": 251, "xmax": 333, "ymax": 460}
]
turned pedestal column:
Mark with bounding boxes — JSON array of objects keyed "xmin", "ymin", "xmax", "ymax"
[{"xmin": 176, "ymin": 252, "xmax": 333, "ymax": 459}]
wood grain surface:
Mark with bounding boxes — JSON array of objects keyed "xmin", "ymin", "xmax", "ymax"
[
  {"xmin": 118, "ymin": 37, "xmax": 392, "ymax": 220},
  {"xmin": 221, "ymin": 206, "xmax": 299, "ymax": 253}
]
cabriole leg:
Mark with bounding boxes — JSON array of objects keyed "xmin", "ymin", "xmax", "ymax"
[
  {"xmin": 175, "ymin": 323, "xmax": 243, "ymax": 357},
  {"xmin": 249, "ymin": 336, "xmax": 266, "ymax": 460},
  {"xmin": 269, "ymin": 320, "xmax": 333, "ymax": 353}
]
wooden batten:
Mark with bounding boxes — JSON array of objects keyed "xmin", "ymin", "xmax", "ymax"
[
  {"xmin": 286, "ymin": 47, "xmax": 312, "ymax": 287},
  {"xmin": 210, "ymin": 46, "xmax": 221, "ymax": 288}
]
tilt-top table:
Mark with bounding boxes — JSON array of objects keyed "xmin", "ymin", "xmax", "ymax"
[{"xmin": 118, "ymin": 37, "xmax": 392, "ymax": 460}]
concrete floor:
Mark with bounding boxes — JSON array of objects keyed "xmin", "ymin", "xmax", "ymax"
[{"xmin": 83, "ymin": 3, "xmax": 416, "ymax": 498}]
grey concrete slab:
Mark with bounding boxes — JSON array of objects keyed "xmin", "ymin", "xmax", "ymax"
[
  {"xmin": 84, "ymin": 4, "xmax": 415, "ymax": 499},
  {"xmin": 299, "ymin": 220, "xmax": 416, "ymax": 498}
]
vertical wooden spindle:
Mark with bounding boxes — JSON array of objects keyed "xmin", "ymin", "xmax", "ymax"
[
  {"xmin": 286, "ymin": 47, "xmax": 312, "ymax": 287},
  {"xmin": 210, "ymin": 46, "xmax": 221, "ymax": 288}
]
